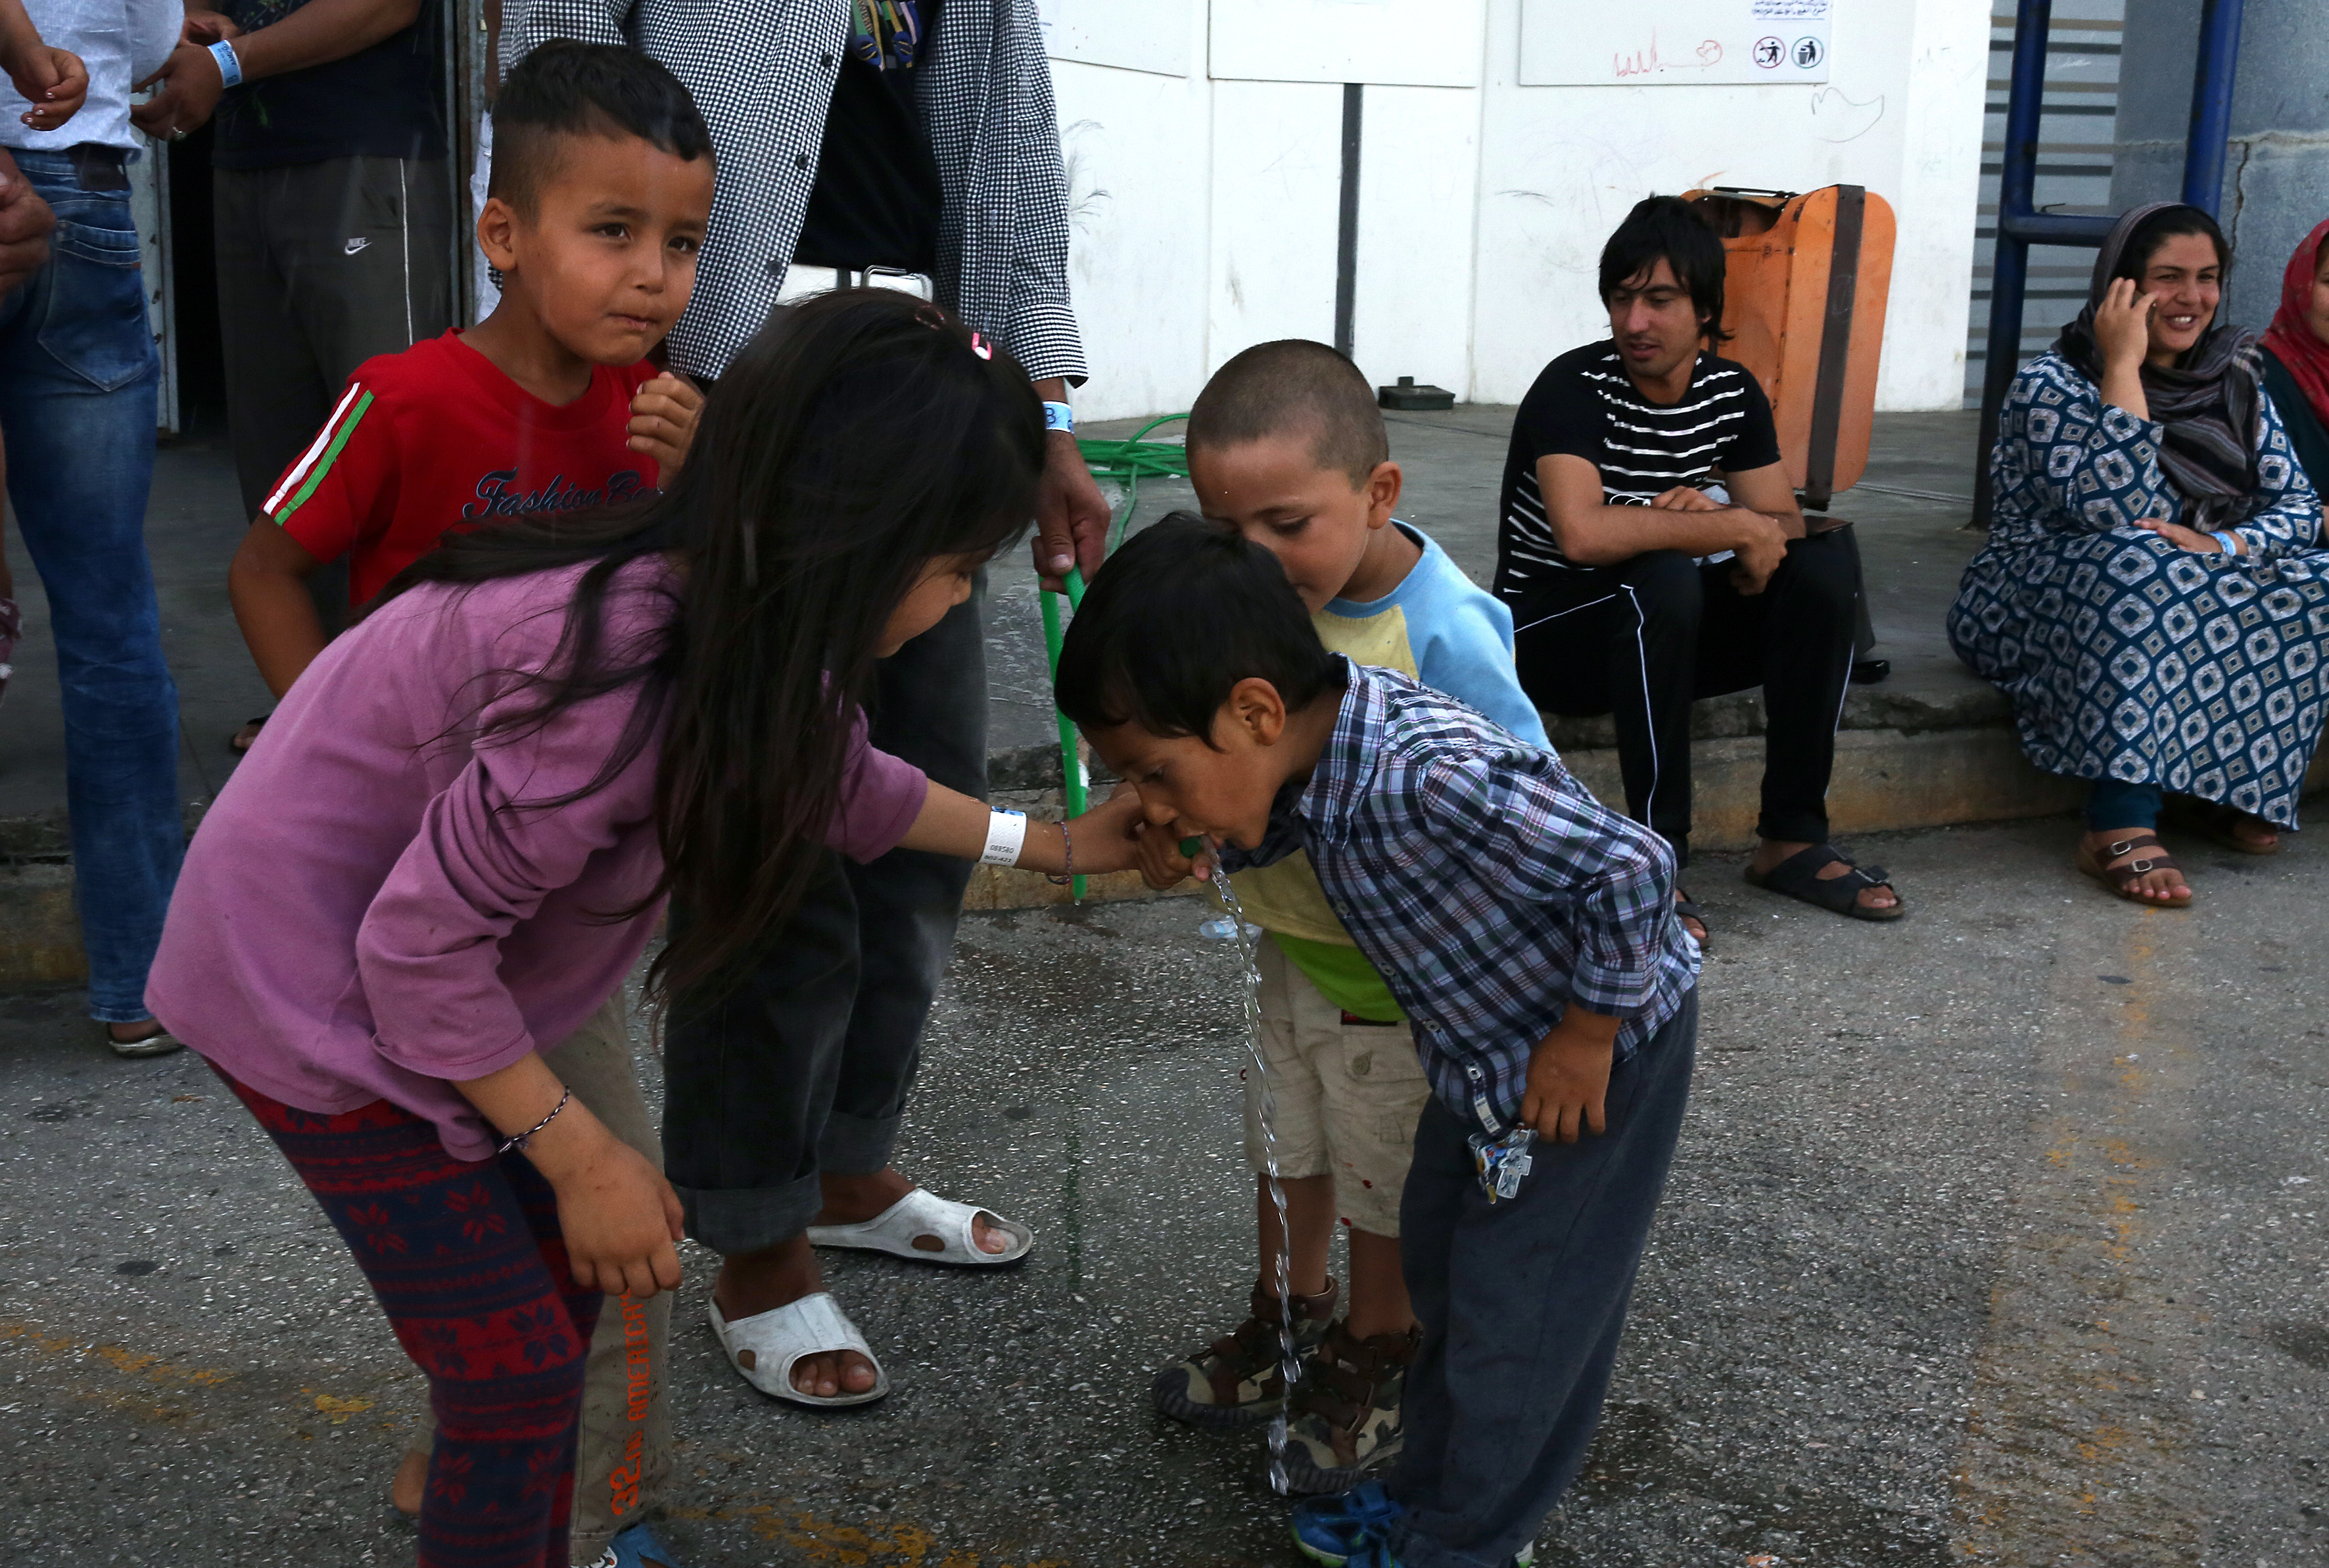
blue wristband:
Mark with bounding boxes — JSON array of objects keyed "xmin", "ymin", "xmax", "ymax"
[
  {"xmin": 208, "ymin": 38, "xmax": 243, "ymax": 89},
  {"xmin": 2212, "ymin": 530, "xmax": 2240, "ymax": 557},
  {"xmin": 1042, "ymin": 400, "xmax": 1074, "ymax": 435}
]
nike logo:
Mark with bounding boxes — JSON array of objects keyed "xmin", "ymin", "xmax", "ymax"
[{"xmin": 343, "ymin": 237, "xmax": 371, "ymax": 256}]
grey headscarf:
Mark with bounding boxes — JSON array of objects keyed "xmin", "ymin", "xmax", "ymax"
[{"xmin": 2054, "ymin": 202, "xmax": 2261, "ymax": 525}]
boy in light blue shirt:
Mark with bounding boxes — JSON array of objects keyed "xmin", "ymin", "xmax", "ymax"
[{"xmin": 1144, "ymin": 339, "xmax": 1549, "ymax": 1495}]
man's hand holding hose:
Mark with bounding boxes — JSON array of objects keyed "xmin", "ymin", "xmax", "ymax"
[{"xmin": 1031, "ymin": 375, "xmax": 1110, "ymax": 591}]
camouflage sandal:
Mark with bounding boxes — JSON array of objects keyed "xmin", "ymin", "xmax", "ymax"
[
  {"xmin": 1152, "ymin": 1279, "xmax": 1338, "ymax": 1428},
  {"xmin": 1280, "ymin": 1320, "xmax": 1421, "ymax": 1495}
]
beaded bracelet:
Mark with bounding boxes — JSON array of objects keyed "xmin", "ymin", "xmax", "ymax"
[{"xmin": 1045, "ymin": 819, "xmax": 1075, "ymax": 887}]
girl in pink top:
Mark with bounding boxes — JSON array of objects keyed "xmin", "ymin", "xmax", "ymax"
[{"xmin": 147, "ymin": 292, "xmax": 1141, "ymax": 1568}]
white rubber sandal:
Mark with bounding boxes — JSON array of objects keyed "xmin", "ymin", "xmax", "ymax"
[
  {"xmin": 708, "ymin": 1291, "xmax": 890, "ymax": 1408},
  {"xmin": 805, "ymin": 1188, "xmax": 1033, "ymax": 1267}
]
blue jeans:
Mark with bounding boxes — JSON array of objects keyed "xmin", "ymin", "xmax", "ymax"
[
  {"xmin": 2086, "ymin": 777, "xmax": 2163, "ymax": 832},
  {"xmin": 0, "ymin": 150, "xmax": 181, "ymax": 1022}
]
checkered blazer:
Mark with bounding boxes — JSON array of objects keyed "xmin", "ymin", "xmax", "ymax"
[{"xmin": 498, "ymin": 0, "xmax": 1089, "ymax": 385}]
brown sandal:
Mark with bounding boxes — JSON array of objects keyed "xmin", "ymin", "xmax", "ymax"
[
  {"xmin": 2076, "ymin": 833, "xmax": 2192, "ymax": 908},
  {"xmin": 2165, "ymin": 795, "xmax": 2281, "ymax": 855}
]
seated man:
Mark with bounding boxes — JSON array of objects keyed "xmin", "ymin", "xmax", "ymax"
[{"xmin": 1493, "ymin": 195, "xmax": 1902, "ymax": 938}]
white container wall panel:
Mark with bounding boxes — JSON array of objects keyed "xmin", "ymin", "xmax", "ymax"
[
  {"xmin": 1349, "ymin": 85, "xmax": 1484, "ymax": 401},
  {"xmin": 1040, "ymin": 0, "xmax": 1990, "ymax": 417},
  {"xmin": 1206, "ymin": 80, "xmax": 1348, "ymax": 376},
  {"xmin": 1208, "ymin": 0, "xmax": 1488, "ymax": 87},
  {"xmin": 1039, "ymin": 0, "xmax": 1197, "ymax": 78},
  {"xmin": 1880, "ymin": 0, "xmax": 1990, "ymax": 410},
  {"xmin": 1469, "ymin": 0, "xmax": 1981, "ymax": 409},
  {"xmin": 1052, "ymin": 57, "xmax": 1217, "ymax": 420}
]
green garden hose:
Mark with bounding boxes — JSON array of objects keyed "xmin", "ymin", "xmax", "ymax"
[
  {"xmin": 1038, "ymin": 567, "xmax": 1089, "ymax": 902},
  {"xmin": 1077, "ymin": 412, "xmax": 1191, "ymax": 551},
  {"xmin": 1036, "ymin": 414, "xmax": 1192, "ymax": 904}
]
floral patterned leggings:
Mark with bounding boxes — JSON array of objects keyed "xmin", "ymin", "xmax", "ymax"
[{"xmin": 218, "ymin": 1069, "xmax": 599, "ymax": 1568}]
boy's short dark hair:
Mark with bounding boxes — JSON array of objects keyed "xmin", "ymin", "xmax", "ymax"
[
  {"xmin": 1186, "ymin": 339, "xmax": 1390, "ymax": 487},
  {"xmin": 1599, "ymin": 195, "xmax": 1731, "ymax": 342},
  {"xmin": 1056, "ymin": 514, "xmax": 1343, "ymax": 743},
  {"xmin": 490, "ymin": 41, "xmax": 715, "ymax": 215}
]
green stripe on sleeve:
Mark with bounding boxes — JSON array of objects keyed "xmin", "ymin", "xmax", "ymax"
[{"xmin": 273, "ymin": 390, "xmax": 375, "ymax": 523}]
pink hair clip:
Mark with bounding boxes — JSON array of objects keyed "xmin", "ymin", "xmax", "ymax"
[{"xmin": 968, "ymin": 331, "xmax": 994, "ymax": 361}]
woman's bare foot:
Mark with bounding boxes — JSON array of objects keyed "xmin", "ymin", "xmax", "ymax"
[
  {"xmin": 392, "ymin": 1448, "xmax": 426, "ymax": 1515},
  {"xmin": 2226, "ymin": 812, "xmax": 2280, "ymax": 852},
  {"xmin": 2084, "ymin": 827, "xmax": 2192, "ymax": 902},
  {"xmin": 816, "ymin": 1167, "xmax": 1010, "ymax": 1255},
  {"xmin": 713, "ymin": 1233, "xmax": 878, "ymax": 1400},
  {"xmin": 1749, "ymin": 839, "xmax": 1901, "ymax": 913}
]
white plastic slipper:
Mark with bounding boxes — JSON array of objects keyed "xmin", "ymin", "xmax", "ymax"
[
  {"xmin": 708, "ymin": 1291, "xmax": 890, "ymax": 1408},
  {"xmin": 805, "ymin": 1188, "xmax": 1033, "ymax": 1267}
]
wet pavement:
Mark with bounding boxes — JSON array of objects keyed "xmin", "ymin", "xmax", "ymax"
[{"xmin": 5, "ymin": 814, "xmax": 2326, "ymax": 1567}]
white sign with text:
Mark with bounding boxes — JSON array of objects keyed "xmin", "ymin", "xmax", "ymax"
[{"xmin": 1520, "ymin": 0, "xmax": 1833, "ymax": 86}]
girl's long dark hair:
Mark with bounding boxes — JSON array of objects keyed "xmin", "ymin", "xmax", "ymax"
[{"xmin": 376, "ymin": 290, "xmax": 1044, "ymax": 1000}]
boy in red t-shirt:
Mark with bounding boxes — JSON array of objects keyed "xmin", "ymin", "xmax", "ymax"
[{"xmin": 227, "ymin": 41, "xmax": 716, "ymax": 706}]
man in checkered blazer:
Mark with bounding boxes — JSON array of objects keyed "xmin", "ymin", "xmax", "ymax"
[{"xmin": 500, "ymin": 0, "xmax": 1109, "ymax": 1413}]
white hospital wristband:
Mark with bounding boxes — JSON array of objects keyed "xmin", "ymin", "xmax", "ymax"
[{"xmin": 980, "ymin": 808, "xmax": 1029, "ymax": 866}]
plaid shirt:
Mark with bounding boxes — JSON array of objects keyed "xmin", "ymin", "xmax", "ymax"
[
  {"xmin": 499, "ymin": 0, "xmax": 1087, "ymax": 385},
  {"xmin": 1223, "ymin": 661, "xmax": 1699, "ymax": 1138}
]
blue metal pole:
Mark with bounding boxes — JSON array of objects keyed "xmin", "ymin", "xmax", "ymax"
[
  {"xmin": 1972, "ymin": 0, "xmax": 2055, "ymax": 528},
  {"xmin": 2180, "ymin": 0, "xmax": 2245, "ymax": 214}
]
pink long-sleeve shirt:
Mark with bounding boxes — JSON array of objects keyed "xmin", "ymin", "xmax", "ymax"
[{"xmin": 149, "ymin": 559, "xmax": 929, "ymax": 1161}]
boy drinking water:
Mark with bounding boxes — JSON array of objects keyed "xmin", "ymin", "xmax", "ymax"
[
  {"xmin": 227, "ymin": 39, "xmax": 710, "ymax": 705},
  {"xmin": 1145, "ymin": 341, "xmax": 1550, "ymax": 1496},
  {"xmin": 1060, "ymin": 520, "xmax": 1699, "ymax": 1568}
]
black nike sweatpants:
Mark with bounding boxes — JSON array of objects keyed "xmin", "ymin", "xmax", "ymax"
[{"xmin": 1503, "ymin": 530, "xmax": 1859, "ymax": 869}]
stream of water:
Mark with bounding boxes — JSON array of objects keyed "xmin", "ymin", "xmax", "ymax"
[{"xmin": 1210, "ymin": 867, "xmax": 1297, "ymax": 1494}]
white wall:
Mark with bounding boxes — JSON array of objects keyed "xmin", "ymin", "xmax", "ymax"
[{"xmin": 1046, "ymin": 0, "xmax": 1990, "ymax": 420}]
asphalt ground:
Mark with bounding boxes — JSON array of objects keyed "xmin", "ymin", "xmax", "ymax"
[{"xmin": 4, "ymin": 814, "xmax": 2325, "ymax": 1567}]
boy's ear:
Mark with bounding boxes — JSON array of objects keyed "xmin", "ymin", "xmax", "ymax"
[
  {"xmin": 1365, "ymin": 459, "xmax": 1403, "ymax": 530},
  {"xmin": 1228, "ymin": 676, "xmax": 1290, "ymax": 745},
  {"xmin": 476, "ymin": 196, "xmax": 523, "ymax": 275}
]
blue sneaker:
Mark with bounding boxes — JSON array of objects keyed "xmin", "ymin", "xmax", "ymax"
[
  {"xmin": 1291, "ymin": 1481, "xmax": 1405, "ymax": 1567},
  {"xmin": 1290, "ymin": 1487, "xmax": 1537, "ymax": 1568}
]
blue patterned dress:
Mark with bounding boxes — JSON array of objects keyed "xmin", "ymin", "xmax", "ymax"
[{"xmin": 1948, "ymin": 352, "xmax": 2329, "ymax": 827}]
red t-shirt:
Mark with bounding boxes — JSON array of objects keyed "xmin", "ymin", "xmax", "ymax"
[{"xmin": 261, "ymin": 330, "xmax": 662, "ymax": 605}]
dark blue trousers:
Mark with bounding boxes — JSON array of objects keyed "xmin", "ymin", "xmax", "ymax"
[{"xmin": 1389, "ymin": 990, "xmax": 1698, "ymax": 1568}]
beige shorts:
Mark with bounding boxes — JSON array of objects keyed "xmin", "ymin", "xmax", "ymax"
[{"xmin": 1241, "ymin": 938, "xmax": 1429, "ymax": 1237}]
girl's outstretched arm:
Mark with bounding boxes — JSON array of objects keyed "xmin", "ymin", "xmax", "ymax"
[
  {"xmin": 898, "ymin": 781, "xmax": 1146, "ymax": 877},
  {"xmin": 457, "ymin": 1051, "xmax": 684, "ymax": 1300}
]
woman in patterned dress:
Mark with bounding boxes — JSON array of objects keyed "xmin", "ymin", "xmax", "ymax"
[{"xmin": 1950, "ymin": 203, "xmax": 2329, "ymax": 906}]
